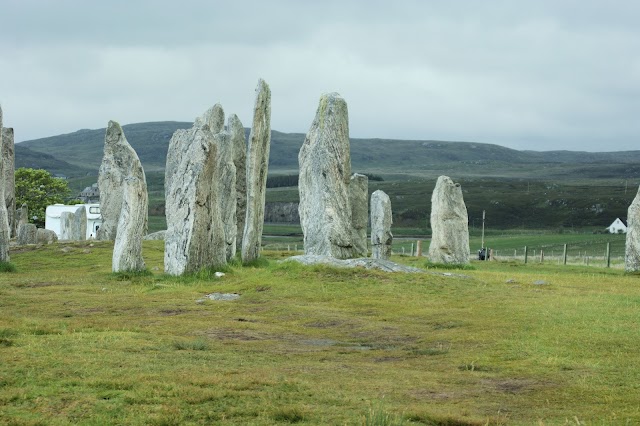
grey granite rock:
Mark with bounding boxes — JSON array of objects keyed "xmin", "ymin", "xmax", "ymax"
[
  {"xmin": 350, "ymin": 173, "xmax": 369, "ymax": 257},
  {"xmin": 2, "ymin": 127, "xmax": 15, "ymax": 238},
  {"xmin": 143, "ymin": 230, "xmax": 166, "ymax": 240},
  {"xmin": 97, "ymin": 121, "xmax": 147, "ymax": 240},
  {"xmin": 0, "ymin": 107, "xmax": 9, "ymax": 261},
  {"xmin": 428, "ymin": 176, "xmax": 470, "ymax": 264},
  {"xmin": 228, "ymin": 114, "xmax": 247, "ymax": 250},
  {"xmin": 17, "ymin": 223, "xmax": 37, "ymax": 245},
  {"xmin": 625, "ymin": 186, "xmax": 640, "ymax": 272},
  {"xmin": 60, "ymin": 211, "xmax": 74, "ymax": 240},
  {"xmin": 164, "ymin": 125, "xmax": 226, "ymax": 275},
  {"xmin": 371, "ymin": 190, "xmax": 393, "ymax": 260},
  {"xmin": 195, "ymin": 103, "xmax": 225, "ymax": 134},
  {"xmin": 113, "ymin": 175, "xmax": 148, "ymax": 272},
  {"xmin": 36, "ymin": 228, "xmax": 58, "ymax": 244},
  {"xmin": 241, "ymin": 79, "xmax": 271, "ymax": 263},
  {"xmin": 298, "ymin": 93, "xmax": 356, "ymax": 259},
  {"xmin": 283, "ymin": 255, "xmax": 423, "ymax": 273},
  {"xmin": 72, "ymin": 206, "xmax": 87, "ymax": 241}
]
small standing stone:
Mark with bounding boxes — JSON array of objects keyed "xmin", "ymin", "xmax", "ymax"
[
  {"xmin": 60, "ymin": 211, "xmax": 74, "ymax": 240},
  {"xmin": 72, "ymin": 206, "xmax": 87, "ymax": 241},
  {"xmin": 36, "ymin": 228, "xmax": 58, "ymax": 245},
  {"xmin": 298, "ymin": 92, "xmax": 356, "ymax": 259},
  {"xmin": 2, "ymin": 127, "xmax": 15, "ymax": 238},
  {"xmin": 17, "ymin": 203, "xmax": 28, "ymax": 229},
  {"xmin": 113, "ymin": 175, "xmax": 148, "ymax": 272},
  {"xmin": 625, "ymin": 186, "xmax": 640, "ymax": 271},
  {"xmin": 371, "ymin": 190, "xmax": 393, "ymax": 260},
  {"xmin": 17, "ymin": 223, "xmax": 37, "ymax": 245},
  {"xmin": 350, "ymin": 173, "xmax": 369, "ymax": 257},
  {"xmin": 428, "ymin": 176, "xmax": 470, "ymax": 264},
  {"xmin": 241, "ymin": 79, "xmax": 271, "ymax": 263}
]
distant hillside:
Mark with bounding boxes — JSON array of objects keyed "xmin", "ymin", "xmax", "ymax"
[
  {"xmin": 15, "ymin": 145, "xmax": 90, "ymax": 176},
  {"xmin": 17, "ymin": 121, "xmax": 640, "ymax": 181}
]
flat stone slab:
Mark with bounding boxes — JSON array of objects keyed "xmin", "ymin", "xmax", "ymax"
[
  {"xmin": 283, "ymin": 255, "xmax": 424, "ymax": 273},
  {"xmin": 196, "ymin": 293, "xmax": 240, "ymax": 303}
]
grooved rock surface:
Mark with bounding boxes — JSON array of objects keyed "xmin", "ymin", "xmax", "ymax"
[
  {"xmin": 2, "ymin": 127, "xmax": 15, "ymax": 238},
  {"xmin": 113, "ymin": 175, "xmax": 148, "ymax": 272},
  {"xmin": 428, "ymin": 176, "xmax": 470, "ymax": 264},
  {"xmin": 371, "ymin": 190, "xmax": 393, "ymax": 260},
  {"xmin": 0, "ymin": 107, "xmax": 9, "ymax": 261},
  {"xmin": 165, "ymin": 125, "xmax": 226, "ymax": 275},
  {"xmin": 242, "ymin": 79, "xmax": 271, "ymax": 263},
  {"xmin": 97, "ymin": 121, "xmax": 147, "ymax": 240},
  {"xmin": 17, "ymin": 223, "xmax": 37, "ymax": 245},
  {"xmin": 73, "ymin": 206, "xmax": 87, "ymax": 241},
  {"xmin": 625, "ymin": 186, "xmax": 640, "ymax": 271},
  {"xmin": 229, "ymin": 114, "xmax": 247, "ymax": 249},
  {"xmin": 36, "ymin": 228, "xmax": 58, "ymax": 244},
  {"xmin": 298, "ymin": 93, "xmax": 356, "ymax": 259},
  {"xmin": 350, "ymin": 173, "xmax": 369, "ymax": 257}
]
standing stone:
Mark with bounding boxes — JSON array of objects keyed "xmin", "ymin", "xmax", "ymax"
[
  {"xmin": 371, "ymin": 190, "xmax": 393, "ymax": 260},
  {"xmin": 217, "ymin": 130, "xmax": 237, "ymax": 261},
  {"xmin": 625, "ymin": 186, "xmax": 640, "ymax": 271},
  {"xmin": 97, "ymin": 121, "xmax": 147, "ymax": 240},
  {"xmin": 36, "ymin": 228, "xmax": 58, "ymax": 244},
  {"xmin": 350, "ymin": 173, "xmax": 369, "ymax": 257},
  {"xmin": 428, "ymin": 176, "xmax": 470, "ymax": 264},
  {"xmin": 60, "ymin": 211, "xmax": 74, "ymax": 240},
  {"xmin": 2, "ymin": 127, "xmax": 15, "ymax": 238},
  {"xmin": 72, "ymin": 206, "xmax": 87, "ymax": 241},
  {"xmin": 229, "ymin": 114, "xmax": 247, "ymax": 250},
  {"xmin": 164, "ymin": 125, "xmax": 226, "ymax": 275},
  {"xmin": 17, "ymin": 223, "xmax": 37, "ymax": 245},
  {"xmin": 0, "ymin": 106, "xmax": 9, "ymax": 262},
  {"xmin": 196, "ymin": 103, "xmax": 225, "ymax": 134},
  {"xmin": 241, "ymin": 79, "xmax": 271, "ymax": 263},
  {"xmin": 298, "ymin": 92, "xmax": 356, "ymax": 259},
  {"xmin": 113, "ymin": 175, "xmax": 148, "ymax": 272},
  {"xmin": 17, "ymin": 204, "xmax": 28, "ymax": 229}
]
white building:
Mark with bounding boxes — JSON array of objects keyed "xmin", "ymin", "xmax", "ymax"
[
  {"xmin": 45, "ymin": 204, "xmax": 102, "ymax": 239},
  {"xmin": 606, "ymin": 218, "xmax": 627, "ymax": 234}
]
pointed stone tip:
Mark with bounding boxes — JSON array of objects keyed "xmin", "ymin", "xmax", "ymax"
[
  {"xmin": 107, "ymin": 120, "xmax": 122, "ymax": 131},
  {"xmin": 256, "ymin": 78, "xmax": 270, "ymax": 92}
]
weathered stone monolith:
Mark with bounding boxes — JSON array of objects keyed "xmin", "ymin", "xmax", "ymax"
[
  {"xmin": 195, "ymin": 103, "xmax": 225, "ymax": 134},
  {"xmin": 625, "ymin": 187, "xmax": 640, "ymax": 271},
  {"xmin": 350, "ymin": 173, "xmax": 369, "ymax": 257},
  {"xmin": 428, "ymin": 176, "xmax": 470, "ymax": 264},
  {"xmin": 164, "ymin": 125, "xmax": 226, "ymax": 275},
  {"xmin": 241, "ymin": 79, "xmax": 271, "ymax": 263},
  {"xmin": 298, "ymin": 92, "xmax": 356, "ymax": 259},
  {"xmin": 371, "ymin": 190, "xmax": 393, "ymax": 260},
  {"xmin": 72, "ymin": 206, "xmax": 87, "ymax": 241},
  {"xmin": 229, "ymin": 114, "xmax": 247, "ymax": 250},
  {"xmin": 36, "ymin": 228, "xmax": 58, "ymax": 245},
  {"xmin": 60, "ymin": 211, "xmax": 74, "ymax": 240},
  {"xmin": 113, "ymin": 175, "xmax": 148, "ymax": 272},
  {"xmin": 97, "ymin": 121, "xmax": 147, "ymax": 240},
  {"xmin": 17, "ymin": 223, "xmax": 37, "ymax": 245},
  {"xmin": 217, "ymin": 131, "xmax": 237, "ymax": 261},
  {"xmin": 17, "ymin": 204, "xmax": 28, "ymax": 230},
  {"xmin": 2, "ymin": 127, "xmax": 15, "ymax": 238},
  {"xmin": 0, "ymin": 106, "xmax": 9, "ymax": 262}
]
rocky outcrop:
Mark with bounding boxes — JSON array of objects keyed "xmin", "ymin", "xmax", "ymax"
[
  {"xmin": 113, "ymin": 175, "xmax": 148, "ymax": 272},
  {"xmin": 17, "ymin": 223, "xmax": 37, "ymax": 245},
  {"xmin": 428, "ymin": 176, "xmax": 470, "ymax": 264},
  {"xmin": 350, "ymin": 173, "xmax": 369, "ymax": 257},
  {"xmin": 2, "ymin": 127, "xmax": 15, "ymax": 238},
  {"xmin": 371, "ymin": 190, "xmax": 393, "ymax": 260},
  {"xmin": 164, "ymin": 125, "xmax": 226, "ymax": 275},
  {"xmin": 241, "ymin": 79, "xmax": 271, "ymax": 263},
  {"xmin": 97, "ymin": 121, "xmax": 147, "ymax": 240},
  {"xmin": 0, "ymin": 107, "xmax": 9, "ymax": 262},
  {"xmin": 228, "ymin": 114, "xmax": 247, "ymax": 249},
  {"xmin": 625, "ymin": 186, "xmax": 640, "ymax": 271},
  {"xmin": 298, "ymin": 93, "xmax": 356, "ymax": 259},
  {"xmin": 36, "ymin": 228, "xmax": 58, "ymax": 244}
]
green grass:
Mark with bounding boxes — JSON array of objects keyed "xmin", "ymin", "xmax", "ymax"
[
  {"xmin": 1, "ymin": 239, "xmax": 640, "ymax": 424},
  {"xmin": 0, "ymin": 261, "xmax": 17, "ymax": 272}
]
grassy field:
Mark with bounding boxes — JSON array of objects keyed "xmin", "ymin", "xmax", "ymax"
[{"xmin": 2, "ymin": 240, "xmax": 640, "ymax": 425}]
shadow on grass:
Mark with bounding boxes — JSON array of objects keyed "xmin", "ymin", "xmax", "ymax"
[{"xmin": 0, "ymin": 261, "xmax": 17, "ymax": 273}]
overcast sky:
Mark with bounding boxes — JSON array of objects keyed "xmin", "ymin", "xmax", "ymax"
[{"xmin": 0, "ymin": 0, "xmax": 638, "ymax": 151}]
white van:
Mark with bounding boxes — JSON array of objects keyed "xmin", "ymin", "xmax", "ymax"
[{"xmin": 45, "ymin": 203, "xmax": 102, "ymax": 239}]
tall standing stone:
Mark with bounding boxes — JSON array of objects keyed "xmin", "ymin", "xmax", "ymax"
[
  {"xmin": 113, "ymin": 175, "xmax": 148, "ymax": 272},
  {"xmin": 97, "ymin": 121, "xmax": 147, "ymax": 240},
  {"xmin": 625, "ymin": 186, "xmax": 640, "ymax": 271},
  {"xmin": 60, "ymin": 211, "xmax": 74, "ymax": 240},
  {"xmin": 428, "ymin": 176, "xmax": 470, "ymax": 264},
  {"xmin": 298, "ymin": 92, "xmax": 356, "ymax": 259},
  {"xmin": 2, "ymin": 127, "xmax": 15, "ymax": 238},
  {"xmin": 0, "ymin": 106, "xmax": 9, "ymax": 262},
  {"xmin": 350, "ymin": 173, "xmax": 369, "ymax": 257},
  {"xmin": 216, "ymin": 129, "xmax": 237, "ymax": 261},
  {"xmin": 241, "ymin": 79, "xmax": 271, "ymax": 263},
  {"xmin": 229, "ymin": 114, "xmax": 247, "ymax": 250},
  {"xmin": 371, "ymin": 190, "xmax": 393, "ymax": 260},
  {"xmin": 72, "ymin": 206, "xmax": 87, "ymax": 241},
  {"xmin": 164, "ymin": 125, "xmax": 226, "ymax": 275}
]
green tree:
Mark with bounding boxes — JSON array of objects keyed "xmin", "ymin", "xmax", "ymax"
[{"xmin": 15, "ymin": 168, "xmax": 71, "ymax": 227}]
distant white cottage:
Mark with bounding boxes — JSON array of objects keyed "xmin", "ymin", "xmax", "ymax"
[{"xmin": 606, "ymin": 218, "xmax": 627, "ymax": 234}]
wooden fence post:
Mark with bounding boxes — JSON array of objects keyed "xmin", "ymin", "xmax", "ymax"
[
  {"xmin": 606, "ymin": 242, "xmax": 611, "ymax": 268},
  {"xmin": 563, "ymin": 244, "xmax": 567, "ymax": 265},
  {"xmin": 540, "ymin": 250, "xmax": 544, "ymax": 263},
  {"xmin": 524, "ymin": 246, "xmax": 528, "ymax": 264},
  {"xmin": 416, "ymin": 240, "xmax": 422, "ymax": 257}
]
